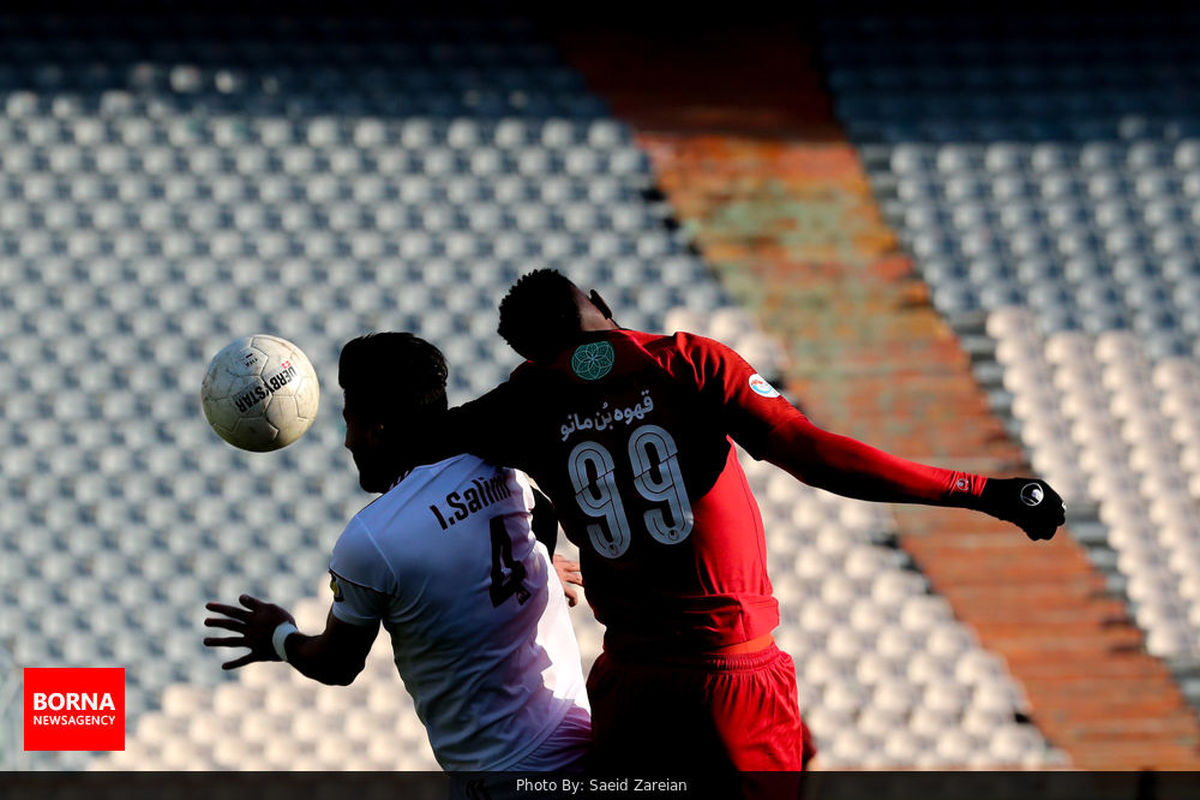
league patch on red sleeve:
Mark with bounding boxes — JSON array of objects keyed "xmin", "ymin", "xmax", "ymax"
[{"xmin": 747, "ymin": 373, "xmax": 781, "ymax": 398}]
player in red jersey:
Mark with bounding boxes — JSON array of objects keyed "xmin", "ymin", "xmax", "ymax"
[{"xmin": 435, "ymin": 270, "xmax": 1064, "ymax": 786}]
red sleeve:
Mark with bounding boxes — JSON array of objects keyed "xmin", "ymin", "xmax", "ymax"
[{"xmin": 674, "ymin": 333, "xmax": 986, "ymax": 507}]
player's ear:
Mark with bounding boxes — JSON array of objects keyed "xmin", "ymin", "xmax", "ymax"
[{"xmin": 588, "ymin": 289, "xmax": 613, "ymax": 320}]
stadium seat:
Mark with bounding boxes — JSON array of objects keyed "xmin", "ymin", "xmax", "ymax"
[
  {"xmin": 905, "ymin": 646, "xmax": 954, "ymax": 687},
  {"xmin": 882, "ymin": 728, "xmax": 925, "ymax": 765},
  {"xmin": 934, "ymin": 728, "xmax": 977, "ymax": 766}
]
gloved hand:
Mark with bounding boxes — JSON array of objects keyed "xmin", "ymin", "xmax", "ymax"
[{"xmin": 977, "ymin": 478, "xmax": 1065, "ymax": 541}]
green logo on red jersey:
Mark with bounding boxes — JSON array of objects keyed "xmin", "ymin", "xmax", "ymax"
[{"xmin": 571, "ymin": 341, "xmax": 615, "ymax": 381}]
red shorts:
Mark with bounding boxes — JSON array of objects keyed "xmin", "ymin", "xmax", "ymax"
[{"xmin": 586, "ymin": 643, "xmax": 815, "ymax": 775}]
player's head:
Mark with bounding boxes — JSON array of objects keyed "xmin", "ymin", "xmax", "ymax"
[
  {"xmin": 497, "ymin": 268, "xmax": 617, "ymax": 363},
  {"xmin": 338, "ymin": 332, "xmax": 448, "ymax": 492}
]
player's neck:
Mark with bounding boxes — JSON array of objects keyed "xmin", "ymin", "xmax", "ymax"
[
  {"xmin": 580, "ymin": 314, "xmax": 619, "ymax": 331},
  {"xmin": 390, "ymin": 415, "xmax": 452, "ymax": 477}
]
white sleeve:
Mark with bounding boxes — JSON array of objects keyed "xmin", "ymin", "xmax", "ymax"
[
  {"xmin": 328, "ymin": 516, "xmax": 397, "ymax": 626},
  {"xmin": 328, "ymin": 572, "xmax": 388, "ymax": 626}
]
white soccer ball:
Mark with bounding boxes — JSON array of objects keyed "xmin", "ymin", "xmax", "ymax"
[{"xmin": 201, "ymin": 334, "xmax": 320, "ymax": 452}]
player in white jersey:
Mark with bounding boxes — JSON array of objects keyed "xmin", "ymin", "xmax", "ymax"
[{"xmin": 203, "ymin": 332, "xmax": 591, "ymax": 773}]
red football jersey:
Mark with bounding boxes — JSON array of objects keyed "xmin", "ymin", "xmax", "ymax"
[{"xmin": 446, "ymin": 329, "xmax": 985, "ymax": 655}]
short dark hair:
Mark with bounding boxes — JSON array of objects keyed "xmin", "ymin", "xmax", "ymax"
[
  {"xmin": 338, "ymin": 332, "xmax": 448, "ymax": 425},
  {"xmin": 497, "ymin": 268, "xmax": 583, "ymax": 363}
]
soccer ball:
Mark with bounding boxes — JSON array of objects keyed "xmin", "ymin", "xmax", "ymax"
[{"xmin": 201, "ymin": 334, "xmax": 320, "ymax": 452}]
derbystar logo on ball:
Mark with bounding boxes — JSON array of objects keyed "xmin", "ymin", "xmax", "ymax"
[
  {"xmin": 24, "ymin": 668, "xmax": 125, "ymax": 751},
  {"xmin": 201, "ymin": 333, "xmax": 320, "ymax": 452}
]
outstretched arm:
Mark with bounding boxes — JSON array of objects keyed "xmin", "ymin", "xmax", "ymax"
[
  {"xmin": 203, "ymin": 594, "xmax": 378, "ymax": 686},
  {"xmin": 759, "ymin": 416, "xmax": 984, "ymax": 505},
  {"xmin": 674, "ymin": 332, "xmax": 1065, "ymax": 541},
  {"xmin": 758, "ymin": 416, "xmax": 1065, "ymax": 540}
]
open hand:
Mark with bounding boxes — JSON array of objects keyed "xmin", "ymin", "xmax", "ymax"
[{"xmin": 203, "ymin": 594, "xmax": 294, "ymax": 670}]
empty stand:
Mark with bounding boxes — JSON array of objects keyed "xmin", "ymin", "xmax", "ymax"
[
  {"xmin": 823, "ymin": 6, "xmax": 1200, "ymax": 707},
  {"xmin": 0, "ymin": 8, "xmax": 1054, "ymax": 772}
]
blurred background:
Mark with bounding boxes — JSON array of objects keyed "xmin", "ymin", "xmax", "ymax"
[{"xmin": 2, "ymin": 0, "xmax": 1200, "ymax": 771}]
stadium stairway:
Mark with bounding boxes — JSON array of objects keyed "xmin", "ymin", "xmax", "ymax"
[{"xmin": 549, "ymin": 13, "xmax": 1200, "ymax": 769}]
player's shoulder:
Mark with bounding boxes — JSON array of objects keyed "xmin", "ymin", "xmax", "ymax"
[
  {"xmin": 598, "ymin": 328, "xmax": 697, "ymax": 361},
  {"xmin": 618, "ymin": 329, "xmax": 740, "ymax": 379},
  {"xmin": 330, "ymin": 511, "xmax": 390, "ymax": 589},
  {"xmin": 615, "ymin": 328, "xmax": 724, "ymax": 354},
  {"xmin": 334, "ymin": 506, "xmax": 381, "ymax": 558}
]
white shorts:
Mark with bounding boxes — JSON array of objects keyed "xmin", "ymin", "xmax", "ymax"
[
  {"xmin": 508, "ymin": 702, "xmax": 591, "ymax": 772},
  {"xmin": 448, "ymin": 704, "xmax": 591, "ymax": 800}
]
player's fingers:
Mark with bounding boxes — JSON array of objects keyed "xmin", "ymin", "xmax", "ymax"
[
  {"xmin": 222, "ymin": 654, "xmax": 256, "ymax": 670},
  {"xmin": 564, "ymin": 586, "xmax": 578, "ymax": 607},
  {"xmin": 239, "ymin": 594, "xmax": 264, "ymax": 609},
  {"xmin": 203, "ymin": 636, "xmax": 247, "ymax": 648},
  {"xmin": 203, "ymin": 618, "xmax": 244, "ymax": 632},
  {"xmin": 1027, "ymin": 525, "xmax": 1054, "ymax": 541},
  {"xmin": 205, "ymin": 602, "xmax": 250, "ymax": 621},
  {"xmin": 1043, "ymin": 508, "xmax": 1065, "ymax": 530}
]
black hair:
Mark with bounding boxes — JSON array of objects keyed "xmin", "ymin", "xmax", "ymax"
[
  {"xmin": 497, "ymin": 268, "xmax": 583, "ymax": 363},
  {"xmin": 338, "ymin": 332, "xmax": 448, "ymax": 425}
]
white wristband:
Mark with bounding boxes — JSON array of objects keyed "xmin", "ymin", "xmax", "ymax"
[{"xmin": 272, "ymin": 622, "xmax": 299, "ymax": 662}]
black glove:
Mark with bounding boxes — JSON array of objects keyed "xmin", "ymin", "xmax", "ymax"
[{"xmin": 977, "ymin": 478, "xmax": 1065, "ymax": 541}]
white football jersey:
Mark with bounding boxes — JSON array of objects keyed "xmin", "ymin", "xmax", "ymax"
[{"xmin": 328, "ymin": 454, "xmax": 589, "ymax": 771}]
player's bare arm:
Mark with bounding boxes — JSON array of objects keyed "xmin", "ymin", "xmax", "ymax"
[{"xmin": 203, "ymin": 593, "xmax": 377, "ymax": 686}]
